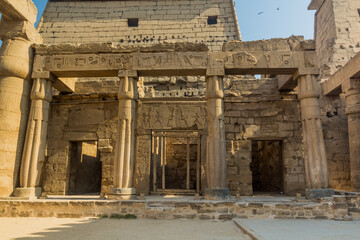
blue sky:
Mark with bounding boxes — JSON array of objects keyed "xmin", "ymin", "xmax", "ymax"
[{"xmin": 6, "ymin": 0, "xmax": 316, "ymax": 41}]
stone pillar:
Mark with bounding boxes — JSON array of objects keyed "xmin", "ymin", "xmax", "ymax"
[
  {"xmin": 297, "ymin": 74, "xmax": 332, "ymax": 198},
  {"xmin": 204, "ymin": 69, "xmax": 230, "ymax": 199},
  {"xmin": 343, "ymin": 78, "xmax": 360, "ymax": 192},
  {"xmin": 0, "ymin": 18, "xmax": 42, "ymax": 197},
  {"xmin": 110, "ymin": 70, "xmax": 138, "ymax": 199},
  {"xmin": 13, "ymin": 72, "xmax": 53, "ymax": 199}
]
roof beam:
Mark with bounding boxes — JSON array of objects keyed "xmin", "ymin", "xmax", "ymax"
[
  {"xmin": 0, "ymin": 0, "xmax": 37, "ymax": 24},
  {"xmin": 277, "ymin": 75, "xmax": 296, "ymax": 90},
  {"xmin": 323, "ymin": 52, "xmax": 360, "ymax": 96}
]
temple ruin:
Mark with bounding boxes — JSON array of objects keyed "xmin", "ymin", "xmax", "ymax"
[{"xmin": 0, "ymin": 0, "xmax": 360, "ymax": 220}]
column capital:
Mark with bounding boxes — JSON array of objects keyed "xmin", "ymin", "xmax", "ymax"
[
  {"xmin": 0, "ymin": 18, "xmax": 42, "ymax": 44},
  {"xmin": 118, "ymin": 75, "xmax": 138, "ymax": 100},
  {"xmin": 0, "ymin": 0, "xmax": 38, "ymax": 24},
  {"xmin": 118, "ymin": 69, "xmax": 138, "ymax": 78},
  {"xmin": 342, "ymin": 78, "xmax": 360, "ymax": 94},
  {"xmin": 205, "ymin": 76, "xmax": 224, "ymax": 99},
  {"xmin": 343, "ymin": 78, "xmax": 360, "ymax": 115},
  {"xmin": 30, "ymin": 78, "xmax": 52, "ymax": 102},
  {"xmin": 297, "ymin": 74, "xmax": 321, "ymax": 100},
  {"xmin": 293, "ymin": 68, "xmax": 319, "ymax": 81}
]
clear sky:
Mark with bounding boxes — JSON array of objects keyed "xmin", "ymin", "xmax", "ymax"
[{"xmin": 4, "ymin": 0, "xmax": 316, "ymax": 41}]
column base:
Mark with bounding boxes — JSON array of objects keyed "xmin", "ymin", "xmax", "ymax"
[
  {"xmin": 204, "ymin": 188, "xmax": 230, "ymax": 200},
  {"xmin": 13, "ymin": 187, "xmax": 41, "ymax": 199},
  {"xmin": 305, "ymin": 188, "xmax": 335, "ymax": 199},
  {"xmin": 108, "ymin": 188, "xmax": 137, "ymax": 200}
]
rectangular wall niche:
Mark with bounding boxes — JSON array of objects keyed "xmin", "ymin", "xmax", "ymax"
[
  {"xmin": 67, "ymin": 141, "xmax": 102, "ymax": 195},
  {"xmin": 251, "ymin": 140, "xmax": 284, "ymax": 194}
]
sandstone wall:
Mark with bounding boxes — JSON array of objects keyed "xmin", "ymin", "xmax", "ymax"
[
  {"xmin": 43, "ymin": 76, "xmax": 306, "ymax": 196},
  {"xmin": 315, "ymin": 0, "xmax": 360, "ymax": 79},
  {"xmin": 43, "ymin": 99, "xmax": 119, "ymax": 194},
  {"xmin": 313, "ymin": 0, "xmax": 358, "ymax": 190},
  {"xmin": 224, "ymin": 77, "xmax": 305, "ymax": 196},
  {"xmin": 38, "ymin": 0, "xmax": 240, "ymax": 51}
]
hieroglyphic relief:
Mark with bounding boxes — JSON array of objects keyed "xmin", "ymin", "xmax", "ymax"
[
  {"xmin": 264, "ymin": 52, "xmax": 294, "ymax": 68},
  {"xmin": 137, "ymin": 103, "xmax": 207, "ymax": 130},
  {"xmin": 44, "ymin": 52, "xmax": 208, "ymax": 72},
  {"xmin": 232, "ymin": 52, "xmax": 258, "ymax": 67},
  {"xmin": 133, "ymin": 52, "xmax": 208, "ymax": 70},
  {"xmin": 45, "ymin": 54, "xmax": 133, "ymax": 71}
]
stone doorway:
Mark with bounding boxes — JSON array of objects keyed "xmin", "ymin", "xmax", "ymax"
[
  {"xmin": 67, "ymin": 141, "xmax": 102, "ymax": 195},
  {"xmin": 151, "ymin": 131, "xmax": 201, "ymax": 195},
  {"xmin": 251, "ymin": 140, "xmax": 284, "ymax": 194}
]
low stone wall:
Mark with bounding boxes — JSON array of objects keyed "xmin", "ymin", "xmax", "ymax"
[{"xmin": 1, "ymin": 196, "xmax": 359, "ymax": 220}]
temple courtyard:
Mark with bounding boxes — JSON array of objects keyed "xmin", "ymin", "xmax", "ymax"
[{"xmin": 1, "ymin": 217, "xmax": 360, "ymax": 240}]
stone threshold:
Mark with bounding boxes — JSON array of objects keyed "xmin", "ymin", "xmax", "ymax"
[{"xmin": 1, "ymin": 195, "xmax": 359, "ymax": 220}]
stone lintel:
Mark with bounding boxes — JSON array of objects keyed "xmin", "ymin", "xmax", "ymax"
[
  {"xmin": 323, "ymin": 52, "xmax": 360, "ymax": 96},
  {"xmin": 31, "ymin": 71, "xmax": 75, "ymax": 93},
  {"xmin": 0, "ymin": 0, "xmax": 37, "ymax": 24},
  {"xmin": 41, "ymin": 51, "xmax": 314, "ymax": 78},
  {"xmin": 34, "ymin": 42, "xmax": 209, "ymax": 55},
  {"xmin": 223, "ymin": 36, "xmax": 315, "ymax": 52},
  {"xmin": 53, "ymin": 78, "xmax": 76, "ymax": 93},
  {"xmin": 0, "ymin": 18, "xmax": 42, "ymax": 43},
  {"xmin": 277, "ymin": 75, "xmax": 296, "ymax": 91}
]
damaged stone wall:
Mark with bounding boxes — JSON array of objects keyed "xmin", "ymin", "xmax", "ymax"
[
  {"xmin": 224, "ymin": 76, "xmax": 305, "ymax": 196},
  {"xmin": 43, "ymin": 98, "xmax": 118, "ymax": 195},
  {"xmin": 38, "ymin": 0, "xmax": 240, "ymax": 51},
  {"xmin": 313, "ymin": 0, "xmax": 358, "ymax": 190},
  {"xmin": 315, "ymin": 0, "xmax": 360, "ymax": 79}
]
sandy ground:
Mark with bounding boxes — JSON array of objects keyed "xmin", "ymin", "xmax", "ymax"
[{"xmin": 0, "ymin": 218, "xmax": 251, "ymax": 240}]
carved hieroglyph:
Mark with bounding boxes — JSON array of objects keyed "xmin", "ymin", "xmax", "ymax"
[
  {"xmin": 112, "ymin": 73, "xmax": 138, "ymax": 195},
  {"xmin": 298, "ymin": 75, "xmax": 329, "ymax": 189},
  {"xmin": 137, "ymin": 104, "xmax": 207, "ymax": 130},
  {"xmin": 18, "ymin": 78, "xmax": 52, "ymax": 190}
]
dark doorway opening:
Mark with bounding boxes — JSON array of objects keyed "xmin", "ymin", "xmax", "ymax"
[
  {"xmin": 160, "ymin": 137, "xmax": 198, "ymax": 190},
  {"xmin": 67, "ymin": 141, "xmax": 102, "ymax": 195},
  {"xmin": 151, "ymin": 131, "xmax": 201, "ymax": 195},
  {"xmin": 251, "ymin": 140, "xmax": 283, "ymax": 193}
]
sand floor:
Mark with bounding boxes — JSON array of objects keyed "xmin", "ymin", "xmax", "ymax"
[{"xmin": 0, "ymin": 218, "xmax": 251, "ymax": 240}]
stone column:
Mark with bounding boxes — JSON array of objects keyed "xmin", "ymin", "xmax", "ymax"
[
  {"xmin": 110, "ymin": 70, "xmax": 138, "ymax": 199},
  {"xmin": 0, "ymin": 18, "xmax": 42, "ymax": 197},
  {"xmin": 297, "ymin": 74, "xmax": 332, "ymax": 198},
  {"xmin": 13, "ymin": 72, "xmax": 53, "ymax": 199},
  {"xmin": 204, "ymin": 69, "xmax": 230, "ymax": 199},
  {"xmin": 342, "ymin": 78, "xmax": 360, "ymax": 192}
]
